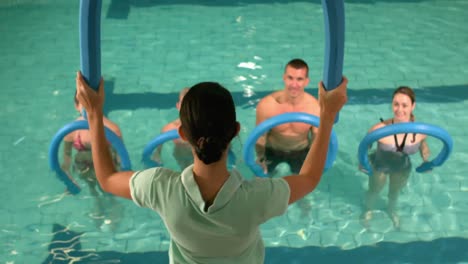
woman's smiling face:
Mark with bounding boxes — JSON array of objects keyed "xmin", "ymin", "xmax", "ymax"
[{"xmin": 392, "ymin": 92, "xmax": 415, "ymax": 122}]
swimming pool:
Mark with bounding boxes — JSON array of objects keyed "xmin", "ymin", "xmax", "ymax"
[{"xmin": 1, "ymin": 0, "xmax": 468, "ymax": 263}]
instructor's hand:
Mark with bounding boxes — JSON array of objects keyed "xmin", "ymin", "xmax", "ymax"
[
  {"xmin": 75, "ymin": 71, "xmax": 105, "ymax": 115},
  {"xmin": 318, "ymin": 76, "xmax": 348, "ymax": 117}
]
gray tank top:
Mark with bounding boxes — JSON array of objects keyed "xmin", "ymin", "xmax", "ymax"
[{"xmin": 377, "ymin": 141, "xmax": 420, "ymax": 155}]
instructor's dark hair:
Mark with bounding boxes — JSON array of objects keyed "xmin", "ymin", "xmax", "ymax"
[{"xmin": 180, "ymin": 82, "xmax": 237, "ymax": 164}]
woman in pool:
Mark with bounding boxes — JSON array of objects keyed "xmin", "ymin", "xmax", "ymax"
[
  {"xmin": 62, "ymin": 93, "xmax": 124, "ymax": 231},
  {"xmin": 75, "ymin": 71, "xmax": 347, "ymax": 263},
  {"xmin": 362, "ymin": 86, "xmax": 431, "ymax": 228}
]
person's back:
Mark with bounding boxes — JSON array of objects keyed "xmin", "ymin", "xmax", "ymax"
[
  {"xmin": 132, "ymin": 166, "xmax": 288, "ymax": 263},
  {"xmin": 132, "ymin": 83, "xmax": 290, "ymax": 263}
]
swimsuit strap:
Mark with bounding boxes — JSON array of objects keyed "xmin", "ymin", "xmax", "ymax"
[
  {"xmin": 392, "ymin": 119, "xmax": 408, "ymax": 152},
  {"xmin": 394, "ymin": 133, "xmax": 409, "ymax": 152}
]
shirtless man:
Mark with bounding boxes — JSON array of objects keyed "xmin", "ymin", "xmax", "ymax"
[
  {"xmin": 152, "ymin": 87, "xmax": 193, "ymax": 170},
  {"xmin": 255, "ymin": 59, "xmax": 320, "ymax": 175}
]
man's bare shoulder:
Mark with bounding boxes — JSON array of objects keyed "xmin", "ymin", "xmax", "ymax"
[
  {"xmin": 162, "ymin": 120, "xmax": 179, "ymax": 133},
  {"xmin": 258, "ymin": 91, "xmax": 282, "ymax": 108},
  {"xmin": 301, "ymin": 92, "xmax": 320, "ymax": 115},
  {"xmin": 303, "ymin": 91, "xmax": 319, "ymax": 103}
]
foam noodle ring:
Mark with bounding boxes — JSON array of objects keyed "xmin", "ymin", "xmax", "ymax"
[
  {"xmin": 142, "ymin": 130, "xmax": 180, "ymax": 168},
  {"xmin": 79, "ymin": 0, "xmax": 102, "ymax": 90},
  {"xmin": 48, "ymin": 121, "xmax": 131, "ymax": 195},
  {"xmin": 142, "ymin": 129, "xmax": 237, "ymax": 169},
  {"xmin": 358, "ymin": 122, "xmax": 453, "ymax": 176},
  {"xmin": 322, "ymin": 0, "xmax": 345, "ymax": 123},
  {"xmin": 243, "ymin": 112, "xmax": 339, "ymax": 177}
]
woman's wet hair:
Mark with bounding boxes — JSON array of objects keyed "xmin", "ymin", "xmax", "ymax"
[
  {"xmin": 180, "ymin": 82, "xmax": 237, "ymax": 164},
  {"xmin": 393, "ymin": 86, "xmax": 417, "ymax": 142}
]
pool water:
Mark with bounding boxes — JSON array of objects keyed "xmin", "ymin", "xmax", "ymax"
[{"xmin": 1, "ymin": 0, "xmax": 468, "ymax": 263}]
